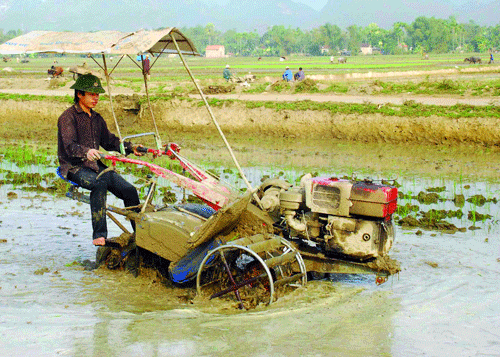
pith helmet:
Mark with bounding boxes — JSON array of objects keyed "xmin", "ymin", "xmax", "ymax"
[{"xmin": 70, "ymin": 73, "xmax": 105, "ymax": 94}]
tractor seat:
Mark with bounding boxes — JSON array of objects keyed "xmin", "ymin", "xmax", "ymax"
[{"xmin": 56, "ymin": 167, "xmax": 90, "ymax": 204}]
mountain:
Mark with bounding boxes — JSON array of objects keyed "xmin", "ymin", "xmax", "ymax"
[
  {"xmin": 456, "ymin": 0, "xmax": 500, "ymax": 25},
  {"xmin": 0, "ymin": 0, "xmax": 318, "ymax": 33},
  {"xmin": 222, "ymin": 0, "xmax": 320, "ymax": 32},
  {"xmin": 0, "ymin": 0, "xmax": 497, "ymax": 33},
  {"xmin": 319, "ymin": 0, "xmax": 456, "ymax": 29},
  {"xmin": 0, "ymin": 0, "xmax": 216, "ymax": 32}
]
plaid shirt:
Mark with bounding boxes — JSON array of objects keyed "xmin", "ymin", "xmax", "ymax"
[{"xmin": 57, "ymin": 104, "xmax": 132, "ymax": 177}]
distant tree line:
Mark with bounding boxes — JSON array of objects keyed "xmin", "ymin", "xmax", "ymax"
[
  {"xmin": 181, "ymin": 16, "xmax": 499, "ymax": 56},
  {"xmin": 0, "ymin": 29, "xmax": 23, "ymax": 46},
  {"xmin": 1, "ymin": 16, "xmax": 498, "ymax": 57}
]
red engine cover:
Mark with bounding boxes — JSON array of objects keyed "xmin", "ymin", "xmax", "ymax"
[
  {"xmin": 350, "ymin": 181, "xmax": 398, "ymax": 218},
  {"xmin": 308, "ymin": 177, "xmax": 398, "ymax": 218}
]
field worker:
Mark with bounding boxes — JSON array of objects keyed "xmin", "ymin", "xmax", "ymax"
[
  {"xmin": 143, "ymin": 54, "xmax": 151, "ymax": 80},
  {"xmin": 282, "ymin": 66, "xmax": 293, "ymax": 81},
  {"xmin": 294, "ymin": 67, "xmax": 305, "ymax": 81},
  {"xmin": 490, "ymin": 53, "xmax": 494, "ymax": 64},
  {"xmin": 57, "ymin": 74, "xmax": 143, "ymax": 246},
  {"xmin": 223, "ymin": 64, "xmax": 232, "ymax": 82}
]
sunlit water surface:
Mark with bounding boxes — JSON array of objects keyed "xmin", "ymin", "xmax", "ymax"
[{"xmin": 1, "ymin": 160, "xmax": 500, "ymax": 357}]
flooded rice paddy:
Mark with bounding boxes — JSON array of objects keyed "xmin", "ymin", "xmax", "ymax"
[{"xmin": 1, "ymin": 143, "xmax": 500, "ymax": 357}]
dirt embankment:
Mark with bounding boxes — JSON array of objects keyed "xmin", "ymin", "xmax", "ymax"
[{"xmin": 2, "ymin": 95, "xmax": 500, "ymax": 148}]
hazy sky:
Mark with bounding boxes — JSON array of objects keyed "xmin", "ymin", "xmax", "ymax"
[{"xmin": 203, "ymin": 0, "xmax": 329, "ymax": 11}]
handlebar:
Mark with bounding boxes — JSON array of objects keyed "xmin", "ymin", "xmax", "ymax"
[
  {"xmin": 133, "ymin": 143, "xmax": 180, "ymax": 158},
  {"xmin": 95, "ymin": 143, "xmax": 180, "ymax": 160},
  {"xmin": 135, "ymin": 146, "xmax": 149, "ymax": 153}
]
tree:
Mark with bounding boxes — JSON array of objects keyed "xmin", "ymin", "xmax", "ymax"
[
  {"xmin": 363, "ymin": 23, "xmax": 387, "ymax": 49},
  {"xmin": 260, "ymin": 25, "xmax": 299, "ymax": 56},
  {"xmin": 0, "ymin": 29, "xmax": 22, "ymax": 45},
  {"xmin": 221, "ymin": 30, "xmax": 259, "ymax": 56},
  {"xmin": 345, "ymin": 25, "xmax": 363, "ymax": 53},
  {"xmin": 384, "ymin": 22, "xmax": 409, "ymax": 54},
  {"xmin": 205, "ymin": 23, "xmax": 220, "ymax": 46},
  {"xmin": 181, "ymin": 25, "xmax": 210, "ymax": 55},
  {"xmin": 318, "ymin": 23, "xmax": 343, "ymax": 53}
]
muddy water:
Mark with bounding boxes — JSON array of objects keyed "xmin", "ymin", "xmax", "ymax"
[{"xmin": 2, "ymin": 146, "xmax": 500, "ymax": 356}]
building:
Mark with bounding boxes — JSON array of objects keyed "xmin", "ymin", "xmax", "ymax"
[
  {"xmin": 205, "ymin": 45, "xmax": 225, "ymax": 58},
  {"xmin": 360, "ymin": 44, "xmax": 382, "ymax": 55},
  {"xmin": 360, "ymin": 43, "xmax": 373, "ymax": 55}
]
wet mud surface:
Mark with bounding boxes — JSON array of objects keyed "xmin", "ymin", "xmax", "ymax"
[
  {"xmin": 2, "ymin": 142, "xmax": 500, "ymax": 356},
  {"xmin": 1, "ymin": 69, "xmax": 500, "ymax": 354}
]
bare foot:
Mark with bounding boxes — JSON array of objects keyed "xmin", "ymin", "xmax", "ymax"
[{"xmin": 92, "ymin": 237, "xmax": 106, "ymax": 246}]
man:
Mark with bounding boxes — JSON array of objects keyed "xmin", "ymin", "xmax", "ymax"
[
  {"xmin": 57, "ymin": 74, "xmax": 143, "ymax": 246},
  {"xmin": 282, "ymin": 66, "xmax": 293, "ymax": 82},
  {"xmin": 294, "ymin": 67, "xmax": 305, "ymax": 81},
  {"xmin": 223, "ymin": 64, "xmax": 232, "ymax": 82},
  {"xmin": 143, "ymin": 55, "xmax": 151, "ymax": 80}
]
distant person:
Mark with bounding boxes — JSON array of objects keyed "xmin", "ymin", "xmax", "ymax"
[
  {"xmin": 282, "ymin": 66, "xmax": 293, "ymax": 82},
  {"xmin": 330, "ymin": 56, "xmax": 334, "ymax": 63},
  {"xmin": 294, "ymin": 67, "xmax": 305, "ymax": 81},
  {"xmin": 223, "ymin": 64, "xmax": 232, "ymax": 82},
  {"xmin": 490, "ymin": 53, "xmax": 494, "ymax": 64},
  {"xmin": 143, "ymin": 55, "xmax": 151, "ymax": 80}
]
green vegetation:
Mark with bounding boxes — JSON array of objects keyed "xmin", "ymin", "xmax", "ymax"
[
  {"xmin": 395, "ymin": 187, "xmax": 495, "ymax": 233},
  {"xmin": 242, "ymin": 100, "xmax": 500, "ymax": 119},
  {"xmin": 0, "ymin": 93, "xmax": 72, "ymax": 103},
  {"xmin": 1, "ymin": 145, "xmax": 54, "ymax": 166},
  {"xmin": 1, "ymin": 15, "xmax": 498, "ymax": 58},
  {"xmin": 179, "ymin": 16, "xmax": 498, "ymax": 56}
]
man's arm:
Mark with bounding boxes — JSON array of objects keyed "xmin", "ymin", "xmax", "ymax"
[{"xmin": 97, "ymin": 115, "xmax": 140, "ymax": 156}]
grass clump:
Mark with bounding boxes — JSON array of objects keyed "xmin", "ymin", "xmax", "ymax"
[
  {"xmin": 237, "ymin": 99, "xmax": 500, "ymax": 119},
  {"xmin": 294, "ymin": 79, "xmax": 319, "ymax": 93},
  {"xmin": 2, "ymin": 145, "xmax": 53, "ymax": 166}
]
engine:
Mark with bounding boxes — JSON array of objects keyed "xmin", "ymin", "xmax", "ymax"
[{"xmin": 259, "ymin": 175, "xmax": 398, "ymax": 261}]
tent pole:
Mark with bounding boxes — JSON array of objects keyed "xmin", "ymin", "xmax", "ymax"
[
  {"xmin": 141, "ymin": 56, "xmax": 162, "ymax": 150},
  {"xmin": 102, "ymin": 54, "xmax": 125, "ymax": 154},
  {"xmin": 170, "ymin": 34, "xmax": 262, "ymax": 207}
]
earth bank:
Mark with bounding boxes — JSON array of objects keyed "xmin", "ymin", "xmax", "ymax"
[{"xmin": 1, "ymin": 95, "xmax": 500, "ymax": 147}]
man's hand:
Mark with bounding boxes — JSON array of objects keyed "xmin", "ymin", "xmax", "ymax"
[
  {"xmin": 86, "ymin": 148, "xmax": 102, "ymax": 161},
  {"xmin": 133, "ymin": 144, "xmax": 145, "ymax": 156}
]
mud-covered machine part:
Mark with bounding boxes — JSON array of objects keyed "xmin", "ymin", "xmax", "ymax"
[{"xmin": 196, "ymin": 234, "xmax": 307, "ymax": 308}]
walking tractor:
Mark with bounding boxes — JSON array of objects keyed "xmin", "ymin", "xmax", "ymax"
[{"xmin": 1, "ymin": 29, "xmax": 400, "ymax": 309}]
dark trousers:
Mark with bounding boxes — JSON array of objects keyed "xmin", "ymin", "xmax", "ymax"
[{"xmin": 68, "ymin": 164, "xmax": 140, "ymax": 240}]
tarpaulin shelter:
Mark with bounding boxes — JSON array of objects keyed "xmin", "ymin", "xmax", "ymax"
[{"xmin": 0, "ymin": 28, "xmax": 198, "ymax": 55}]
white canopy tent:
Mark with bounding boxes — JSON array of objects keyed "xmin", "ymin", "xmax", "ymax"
[{"xmin": 0, "ymin": 28, "xmax": 198, "ymax": 56}]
